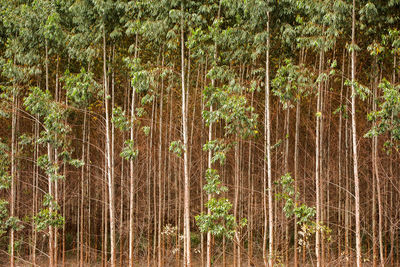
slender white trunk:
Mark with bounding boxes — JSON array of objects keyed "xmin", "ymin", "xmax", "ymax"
[
  {"xmin": 180, "ymin": 2, "xmax": 191, "ymax": 265},
  {"xmin": 129, "ymin": 34, "xmax": 138, "ymax": 267},
  {"xmin": 263, "ymin": 11, "xmax": 273, "ymax": 267},
  {"xmin": 157, "ymin": 53, "xmax": 164, "ymax": 267},
  {"xmin": 10, "ymin": 87, "xmax": 17, "ymax": 267},
  {"xmin": 103, "ymin": 29, "xmax": 116, "ymax": 267},
  {"xmin": 315, "ymin": 50, "xmax": 323, "ymax": 267},
  {"xmin": 294, "ymin": 98, "xmax": 300, "ymax": 267},
  {"xmin": 351, "ymin": 1, "xmax": 362, "ymax": 265}
]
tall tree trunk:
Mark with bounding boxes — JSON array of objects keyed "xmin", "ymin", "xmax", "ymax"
[
  {"xmin": 338, "ymin": 50, "xmax": 345, "ymax": 261},
  {"xmin": 103, "ymin": 28, "xmax": 116, "ymax": 267},
  {"xmin": 80, "ymin": 110, "xmax": 87, "ymax": 267},
  {"xmin": 373, "ymin": 69, "xmax": 384, "ymax": 267},
  {"xmin": 284, "ymin": 106, "xmax": 290, "ymax": 266},
  {"xmin": 44, "ymin": 40, "xmax": 55, "ymax": 267},
  {"xmin": 294, "ymin": 97, "xmax": 301, "ymax": 267},
  {"xmin": 10, "ymin": 85, "xmax": 17, "ymax": 267},
  {"xmin": 233, "ymin": 137, "xmax": 240, "ymax": 267},
  {"xmin": 351, "ymin": 1, "xmax": 362, "ymax": 265},
  {"xmin": 129, "ymin": 33, "xmax": 138, "ymax": 267},
  {"xmin": 157, "ymin": 53, "xmax": 165, "ymax": 267},
  {"xmin": 263, "ymin": 11, "xmax": 273, "ymax": 267},
  {"xmin": 32, "ymin": 116, "xmax": 39, "ymax": 267},
  {"xmin": 180, "ymin": 2, "xmax": 191, "ymax": 266},
  {"xmin": 315, "ymin": 49, "xmax": 323, "ymax": 267},
  {"xmin": 248, "ymin": 90, "xmax": 254, "ymax": 267}
]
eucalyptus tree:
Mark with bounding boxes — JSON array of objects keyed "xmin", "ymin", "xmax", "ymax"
[
  {"xmin": 197, "ymin": 66, "xmax": 257, "ymax": 267},
  {"xmin": 124, "ymin": 4, "xmax": 142, "ymax": 266},
  {"xmin": 62, "ymin": 67, "xmax": 101, "ymax": 266},
  {"xmin": 24, "ymin": 86, "xmax": 84, "ymax": 267},
  {"xmin": 69, "ymin": 1, "xmax": 125, "ymax": 266},
  {"xmin": 0, "ymin": 1, "xmax": 62, "ymax": 264},
  {"xmin": 366, "ymin": 79, "xmax": 400, "ymax": 266},
  {"xmin": 272, "ymin": 58, "xmax": 314, "ymax": 265},
  {"xmin": 350, "ymin": 1, "xmax": 362, "ymax": 265},
  {"xmin": 288, "ymin": 1, "xmax": 349, "ymax": 265},
  {"xmin": 238, "ymin": 1, "xmax": 275, "ymax": 265},
  {"xmin": 0, "ymin": 86, "xmax": 23, "ymax": 267}
]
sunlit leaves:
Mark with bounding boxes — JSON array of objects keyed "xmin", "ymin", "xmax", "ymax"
[
  {"xmin": 112, "ymin": 106, "xmax": 131, "ymax": 131},
  {"xmin": 272, "ymin": 59, "xmax": 314, "ymax": 109},
  {"xmin": 366, "ymin": 79, "xmax": 400, "ymax": 151},
  {"xmin": 63, "ymin": 68, "xmax": 101, "ymax": 108},
  {"xmin": 120, "ymin": 140, "xmax": 139, "ymax": 161},
  {"xmin": 169, "ymin": 140, "xmax": 184, "ymax": 158},
  {"xmin": 34, "ymin": 194, "xmax": 64, "ymax": 231},
  {"xmin": 345, "ymin": 79, "xmax": 371, "ymax": 101},
  {"xmin": 196, "ymin": 197, "xmax": 237, "ymax": 239},
  {"xmin": 203, "ymin": 84, "xmax": 258, "ymax": 138},
  {"xmin": 0, "ymin": 200, "xmax": 23, "ymax": 237},
  {"xmin": 203, "ymin": 169, "xmax": 228, "ymax": 195}
]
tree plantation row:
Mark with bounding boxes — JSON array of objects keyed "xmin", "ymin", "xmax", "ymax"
[{"xmin": 0, "ymin": 0, "xmax": 400, "ymax": 266}]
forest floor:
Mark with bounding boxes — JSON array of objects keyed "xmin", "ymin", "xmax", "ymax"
[{"xmin": 6, "ymin": 257, "xmax": 370, "ymax": 267}]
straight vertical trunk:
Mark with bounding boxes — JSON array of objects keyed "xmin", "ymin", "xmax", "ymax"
[
  {"xmin": 263, "ymin": 11, "xmax": 273, "ymax": 267},
  {"xmin": 157, "ymin": 56, "xmax": 165, "ymax": 266},
  {"xmin": 103, "ymin": 28, "xmax": 116, "ymax": 267},
  {"xmin": 129, "ymin": 34, "xmax": 138, "ymax": 267},
  {"xmin": 10, "ymin": 86, "xmax": 17, "ymax": 267},
  {"xmin": 373, "ymin": 69, "xmax": 384, "ymax": 267},
  {"xmin": 80, "ymin": 110, "xmax": 87, "ymax": 267},
  {"xmin": 315, "ymin": 49, "xmax": 323, "ymax": 267},
  {"xmin": 338, "ymin": 50, "xmax": 345, "ymax": 260},
  {"xmin": 294, "ymin": 98, "xmax": 301, "ymax": 267},
  {"xmin": 351, "ymin": 1, "xmax": 362, "ymax": 266},
  {"xmin": 233, "ymin": 137, "xmax": 240, "ymax": 267},
  {"xmin": 181, "ymin": 2, "xmax": 191, "ymax": 265}
]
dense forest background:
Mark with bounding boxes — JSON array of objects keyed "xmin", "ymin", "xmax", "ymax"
[{"xmin": 0, "ymin": 0, "xmax": 400, "ymax": 266}]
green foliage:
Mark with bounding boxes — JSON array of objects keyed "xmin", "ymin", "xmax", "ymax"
[
  {"xmin": 275, "ymin": 173, "xmax": 331, "ymax": 247},
  {"xmin": 275, "ymin": 173, "xmax": 316, "ymax": 223},
  {"xmin": 24, "ymin": 87, "xmax": 52, "ymax": 117},
  {"xmin": 272, "ymin": 59, "xmax": 314, "ymax": 109},
  {"xmin": 112, "ymin": 106, "xmax": 131, "ymax": 131},
  {"xmin": 203, "ymin": 169, "xmax": 228, "ymax": 195},
  {"xmin": 125, "ymin": 57, "xmax": 154, "ymax": 94},
  {"xmin": 169, "ymin": 140, "xmax": 184, "ymax": 158},
  {"xmin": 63, "ymin": 68, "xmax": 100, "ymax": 108},
  {"xmin": 142, "ymin": 126, "xmax": 150, "ymax": 136},
  {"xmin": 68, "ymin": 159, "xmax": 84, "ymax": 168},
  {"xmin": 195, "ymin": 197, "xmax": 238, "ymax": 239},
  {"xmin": 202, "ymin": 139, "xmax": 231, "ymax": 165},
  {"xmin": 34, "ymin": 194, "xmax": 64, "ymax": 231},
  {"xmin": 120, "ymin": 140, "xmax": 139, "ymax": 161},
  {"xmin": 0, "ymin": 139, "xmax": 11, "ymax": 189},
  {"xmin": 333, "ymin": 104, "xmax": 349, "ymax": 119},
  {"xmin": 203, "ymin": 84, "xmax": 258, "ymax": 138},
  {"xmin": 366, "ymin": 79, "xmax": 400, "ymax": 151},
  {"xmin": 345, "ymin": 79, "xmax": 371, "ymax": 101},
  {"xmin": 37, "ymin": 155, "xmax": 64, "ymax": 182},
  {"xmin": 0, "ymin": 200, "xmax": 23, "ymax": 237}
]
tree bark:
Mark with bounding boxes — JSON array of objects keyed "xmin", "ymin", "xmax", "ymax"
[
  {"xmin": 351, "ymin": 1, "xmax": 362, "ymax": 265},
  {"xmin": 103, "ymin": 28, "xmax": 116, "ymax": 267}
]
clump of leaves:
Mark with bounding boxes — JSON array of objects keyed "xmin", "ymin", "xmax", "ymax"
[
  {"xmin": 276, "ymin": 173, "xmax": 331, "ymax": 248},
  {"xmin": 195, "ymin": 168, "xmax": 247, "ymax": 239},
  {"xmin": 112, "ymin": 106, "xmax": 131, "ymax": 131},
  {"xmin": 365, "ymin": 79, "xmax": 400, "ymax": 153},
  {"xmin": 34, "ymin": 194, "xmax": 65, "ymax": 231},
  {"xmin": 120, "ymin": 140, "xmax": 139, "ymax": 160},
  {"xmin": 169, "ymin": 140, "xmax": 184, "ymax": 158},
  {"xmin": 62, "ymin": 68, "xmax": 100, "ymax": 108}
]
